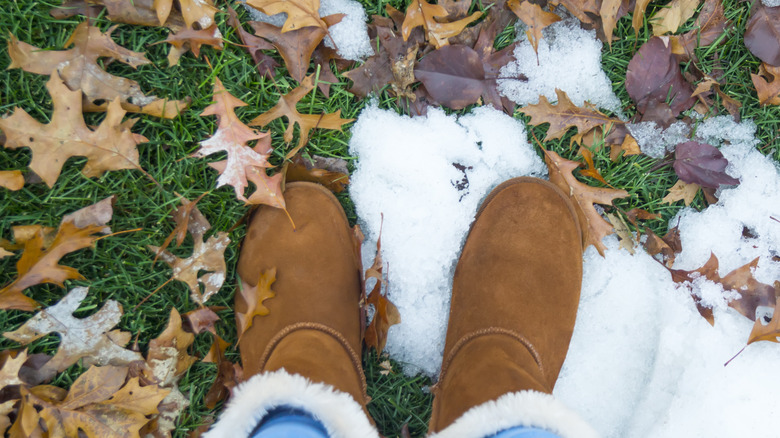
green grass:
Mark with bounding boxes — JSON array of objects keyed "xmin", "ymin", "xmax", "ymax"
[{"xmin": 0, "ymin": 0, "xmax": 778, "ymax": 436}]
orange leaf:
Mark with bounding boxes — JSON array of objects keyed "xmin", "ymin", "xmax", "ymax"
[
  {"xmin": 236, "ymin": 268, "xmax": 277, "ymax": 342},
  {"xmin": 401, "ymin": 0, "xmax": 482, "ymax": 48}
]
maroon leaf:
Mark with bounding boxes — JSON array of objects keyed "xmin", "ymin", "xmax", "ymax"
[
  {"xmin": 415, "ymin": 44, "xmax": 486, "ymax": 110},
  {"xmin": 673, "ymin": 141, "xmax": 739, "ymax": 188},
  {"xmin": 744, "ymin": 2, "xmax": 780, "ymax": 66},
  {"xmin": 227, "ymin": 6, "xmax": 279, "ymax": 79},
  {"xmin": 626, "ymin": 37, "xmax": 695, "ymax": 120}
]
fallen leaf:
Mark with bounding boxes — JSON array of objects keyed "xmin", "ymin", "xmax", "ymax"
[
  {"xmin": 626, "ymin": 208, "xmax": 661, "ymax": 223},
  {"xmin": 147, "ymin": 309, "xmax": 196, "ymax": 386},
  {"xmin": 61, "ymin": 195, "xmax": 117, "ymax": 233},
  {"xmin": 743, "ymin": 2, "xmax": 780, "ymax": 66},
  {"xmin": 606, "ymin": 212, "xmax": 635, "ymax": 254},
  {"xmin": 508, "ymin": 0, "xmax": 561, "ymax": 54},
  {"xmin": 402, "ymin": 0, "xmax": 482, "ymax": 48},
  {"xmin": 673, "ymin": 141, "xmax": 739, "ymax": 188},
  {"xmin": 149, "ymin": 231, "xmax": 230, "ymax": 307},
  {"xmin": 543, "ymin": 150, "xmax": 629, "ymax": 256},
  {"xmin": 633, "ymin": 0, "xmax": 653, "ymax": 36},
  {"xmin": 8, "ymin": 22, "xmax": 187, "ymax": 118},
  {"xmin": 52, "ymin": 0, "xmax": 186, "ymax": 29},
  {"xmin": 609, "ymin": 131, "xmax": 641, "ymax": 160},
  {"xmin": 154, "ymin": 193, "xmax": 209, "ymax": 260},
  {"xmin": 3, "ymin": 287, "xmax": 142, "ymax": 373},
  {"xmin": 0, "ymin": 349, "xmax": 27, "ymax": 389},
  {"xmin": 662, "ymin": 179, "xmax": 700, "ymax": 205},
  {"xmin": 600, "ymin": 0, "xmax": 623, "ymax": 45},
  {"xmin": 670, "ymin": 0, "xmax": 729, "ymax": 62},
  {"xmin": 520, "ymin": 89, "xmax": 620, "ymax": 141},
  {"xmin": 626, "ymin": 37, "xmax": 696, "ymax": 119},
  {"xmin": 193, "ymin": 77, "xmax": 284, "ymax": 208},
  {"xmin": 748, "ymin": 284, "xmax": 780, "ymax": 344},
  {"xmin": 227, "ymin": 6, "xmax": 279, "ymax": 79},
  {"xmin": 363, "ymin": 228, "xmax": 400, "ymax": 353},
  {"xmin": 651, "ymin": 0, "xmax": 701, "ymax": 36},
  {"xmin": 235, "ymin": 268, "xmax": 276, "ymax": 342},
  {"xmin": 415, "ymin": 45, "xmax": 490, "ymax": 110},
  {"xmin": 0, "ymin": 73, "xmax": 147, "ymax": 188},
  {"xmin": 247, "ymin": 0, "xmax": 328, "ymax": 32},
  {"xmin": 556, "ymin": 0, "xmax": 601, "ymax": 28},
  {"xmin": 578, "ymin": 147, "xmax": 609, "ymax": 185},
  {"xmin": 164, "ymin": 25, "xmax": 223, "ymax": 66},
  {"xmin": 643, "ymin": 227, "xmax": 676, "ymax": 267},
  {"xmin": 378, "ymin": 359, "xmax": 393, "ymax": 376},
  {"xmin": 285, "ymin": 155, "xmax": 349, "ymax": 193},
  {"xmin": 249, "ymin": 21, "xmax": 327, "ymax": 83},
  {"xmin": 248, "ymin": 75, "xmax": 353, "ymax": 158},
  {"xmin": 182, "ymin": 307, "xmax": 220, "ymax": 335},
  {"xmin": 752, "ymin": 63, "xmax": 780, "ymax": 106},
  {"xmin": 0, "ymin": 170, "xmax": 24, "ymax": 191},
  {"xmin": 170, "ymin": 0, "xmax": 218, "ymax": 29}
]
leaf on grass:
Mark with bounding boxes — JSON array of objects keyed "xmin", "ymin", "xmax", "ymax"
[
  {"xmin": 662, "ymin": 179, "xmax": 700, "ymax": 205},
  {"xmin": 194, "ymin": 78, "xmax": 284, "ymax": 208},
  {"xmin": 8, "ymin": 22, "xmax": 187, "ymax": 118},
  {"xmin": 520, "ymin": 89, "xmax": 619, "ymax": 141},
  {"xmin": 415, "ymin": 45, "xmax": 490, "ymax": 110},
  {"xmin": 249, "ymin": 75, "xmax": 354, "ymax": 158},
  {"xmin": 752, "ymin": 63, "xmax": 780, "ymax": 106},
  {"xmin": 236, "ymin": 268, "xmax": 276, "ymax": 342},
  {"xmin": 508, "ymin": 0, "xmax": 561, "ymax": 54},
  {"xmin": 651, "ymin": 0, "xmax": 701, "ymax": 36},
  {"xmin": 402, "ymin": 0, "xmax": 482, "ymax": 48},
  {"xmin": 3, "ymin": 287, "xmax": 142, "ymax": 374},
  {"xmin": 605, "ymin": 212, "xmax": 635, "ymax": 254},
  {"xmin": 164, "ymin": 25, "xmax": 223, "ymax": 66},
  {"xmin": 154, "ymin": 193, "xmax": 209, "ymax": 259},
  {"xmin": 227, "ymin": 6, "xmax": 279, "ymax": 79},
  {"xmin": 599, "ymin": 0, "xmax": 623, "ymax": 46},
  {"xmin": 182, "ymin": 306, "xmax": 220, "ymax": 335},
  {"xmin": 633, "ymin": 0, "xmax": 653, "ymax": 36},
  {"xmin": 249, "ymin": 21, "xmax": 326, "ymax": 83},
  {"xmin": 285, "ymin": 155, "xmax": 349, "ymax": 193},
  {"xmin": 161, "ymin": 0, "xmax": 218, "ymax": 29},
  {"xmin": 1, "ymin": 72, "xmax": 147, "ymax": 188},
  {"xmin": 52, "ymin": 0, "xmax": 186, "ymax": 29},
  {"xmin": 578, "ymin": 147, "xmax": 609, "ymax": 185},
  {"xmin": 0, "ymin": 170, "xmax": 24, "ymax": 191},
  {"xmin": 363, "ymin": 230, "xmax": 400, "ymax": 353},
  {"xmin": 673, "ymin": 141, "xmax": 739, "ymax": 188},
  {"xmin": 543, "ymin": 150, "xmax": 629, "ymax": 256},
  {"xmin": 670, "ymin": 0, "xmax": 729, "ymax": 62},
  {"xmin": 247, "ymin": 0, "xmax": 328, "ymax": 32},
  {"xmin": 626, "ymin": 37, "xmax": 695, "ymax": 120},
  {"xmin": 743, "ymin": 1, "xmax": 780, "ymax": 66},
  {"xmin": 0, "ymin": 349, "xmax": 27, "ymax": 389},
  {"xmin": 149, "ymin": 231, "xmax": 230, "ymax": 307}
]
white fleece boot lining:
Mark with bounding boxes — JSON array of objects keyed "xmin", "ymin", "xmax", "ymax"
[
  {"xmin": 428, "ymin": 390, "xmax": 599, "ymax": 438},
  {"xmin": 203, "ymin": 369, "xmax": 379, "ymax": 438}
]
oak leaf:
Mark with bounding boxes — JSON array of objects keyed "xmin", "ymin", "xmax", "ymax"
[
  {"xmin": 401, "ymin": 0, "xmax": 482, "ymax": 48},
  {"xmin": 520, "ymin": 89, "xmax": 619, "ymax": 141},
  {"xmin": 52, "ymin": 0, "xmax": 186, "ymax": 30},
  {"xmin": 0, "ymin": 349, "xmax": 27, "ymax": 389},
  {"xmin": 249, "ymin": 21, "xmax": 327, "ymax": 83},
  {"xmin": 285, "ymin": 154, "xmax": 349, "ymax": 193},
  {"xmin": 752, "ymin": 63, "xmax": 780, "ymax": 106},
  {"xmin": 508, "ymin": 0, "xmax": 561, "ymax": 54},
  {"xmin": 599, "ymin": 0, "xmax": 623, "ymax": 45},
  {"xmin": 633, "ymin": 0, "xmax": 653, "ymax": 36},
  {"xmin": 164, "ymin": 25, "xmax": 223, "ymax": 66},
  {"xmin": 363, "ymin": 228, "xmax": 400, "ymax": 353},
  {"xmin": 249, "ymin": 75, "xmax": 354, "ymax": 158},
  {"xmin": 247, "ymin": 0, "xmax": 328, "ymax": 32},
  {"xmin": 0, "ymin": 73, "xmax": 147, "ymax": 188},
  {"xmin": 3, "ymin": 287, "xmax": 142, "ymax": 374},
  {"xmin": 227, "ymin": 6, "xmax": 279, "ymax": 79},
  {"xmin": 543, "ymin": 150, "xmax": 629, "ymax": 256},
  {"xmin": 743, "ymin": 1, "xmax": 780, "ymax": 66},
  {"xmin": 662, "ymin": 179, "xmax": 700, "ymax": 205},
  {"xmin": 236, "ymin": 267, "xmax": 276, "ymax": 342},
  {"xmin": 670, "ymin": 0, "xmax": 729, "ymax": 62},
  {"xmin": 748, "ymin": 284, "xmax": 780, "ymax": 345},
  {"xmin": 0, "ymin": 170, "xmax": 24, "ymax": 191},
  {"xmin": 651, "ymin": 0, "xmax": 701, "ymax": 36},
  {"xmin": 194, "ymin": 77, "xmax": 284, "ymax": 208},
  {"xmin": 182, "ymin": 306, "xmax": 220, "ymax": 335},
  {"xmin": 155, "ymin": 0, "xmax": 218, "ymax": 29},
  {"xmin": 8, "ymin": 22, "xmax": 187, "ymax": 118},
  {"xmin": 154, "ymin": 193, "xmax": 209, "ymax": 260},
  {"xmin": 673, "ymin": 141, "xmax": 739, "ymax": 188}
]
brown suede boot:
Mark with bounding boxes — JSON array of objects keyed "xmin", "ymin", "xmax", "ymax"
[
  {"xmin": 205, "ymin": 182, "xmax": 378, "ymax": 438},
  {"xmin": 428, "ymin": 177, "xmax": 596, "ymax": 438}
]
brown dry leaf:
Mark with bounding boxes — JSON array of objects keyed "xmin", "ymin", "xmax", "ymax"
[
  {"xmin": 578, "ymin": 147, "xmax": 609, "ymax": 185},
  {"xmin": 748, "ymin": 283, "xmax": 780, "ymax": 345},
  {"xmin": 227, "ymin": 6, "xmax": 279, "ymax": 79},
  {"xmin": 643, "ymin": 227, "xmax": 676, "ymax": 267},
  {"xmin": 183, "ymin": 307, "xmax": 220, "ymax": 335},
  {"xmin": 149, "ymin": 231, "xmax": 230, "ymax": 307},
  {"xmin": 285, "ymin": 155, "xmax": 349, "ymax": 193},
  {"xmin": 249, "ymin": 75, "xmax": 354, "ymax": 158},
  {"xmin": 363, "ymin": 228, "xmax": 400, "ymax": 353},
  {"xmin": 752, "ymin": 63, "xmax": 780, "ymax": 106},
  {"xmin": 53, "ymin": 0, "xmax": 186, "ymax": 30},
  {"xmin": 202, "ymin": 333, "xmax": 230, "ymax": 364},
  {"xmin": 0, "ymin": 73, "xmax": 148, "ymax": 188},
  {"xmin": 236, "ymin": 268, "xmax": 276, "ymax": 342},
  {"xmin": 662, "ymin": 179, "xmax": 700, "ymax": 205},
  {"xmin": 544, "ymin": 150, "xmax": 629, "ymax": 256},
  {"xmin": 194, "ymin": 77, "xmax": 284, "ymax": 208},
  {"xmin": 8, "ymin": 22, "xmax": 187, "ymax": 118},
  {"xmin": 0, "ymin": 399, "xmax": 14, "ymax": 435},
  {"xmin": 508, "ymin": 0, "xmax": 561, "ymax": 55},
  {"xmin": 670, "ymin": 0, "xmax": 729, "ymax": 62},
  {"xmin": 3, "ymin": 287, "xmax": 142, "ymax": 374},
  {"xmin": 172, "ymin": 0, "xmax": 218, "ymax": 29},
  {"xmin": 247, "ymin": 0, "xmax": 329, "ymax": 32},
  {"xmin": 609, "ymin": 132, "xmax": 641, "ymax": 161},
  {"xmin": 605, "ymin": 212, "xmax": 635, "ymax": 254},
  {"xmin": 154, "ymin": 193, "xmax": 209, "ymax": 260},
  {"xmin": 626, "ymin": 208, "xmax": 661, "ymax": 223},
  {"xmin": 402, "ymin": 0, "xmax": 482, "ymax": 48},
  {"xmin": 599, "ymin": 0, "xmax": 623, "ymax": 46},
  {"xmin": 164, "ymin": 25, "xmax": 223, "ymax": 66},
  {"xmin": 0, "ymin": 248, "xmax": 13, "ymax": 259},
  {"xmin": 249, "ymin": 21, "xmax": 326, "ymax": 83},
  {"xmin": 520, "ymin": 89, "xmax": 620, "ymax": 141},
  {"xmin": 0, "ymin": 170, "xmax": 24, "ymax": 191},
  {"xmin": 651, "ymin": 0, "xmax": 701, "ymax": 35},
  {"xmin": 0, "ymin": 349, "xmax": 27, "ymax": 389},
  {"xmin": 633, "ymin": 0, "xmax": 653, "ymax": 35}
]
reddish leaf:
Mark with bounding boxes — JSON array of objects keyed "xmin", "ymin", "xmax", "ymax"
[
  {"xmin": 673, "ymin": 141, "xmax": 739, "ymax": 188},
  {"xmin": 227, "ymin": 6, "xmax": 279, "ymax": 79},
  {"xmin": 250, "ymin": 21, "xmax": 326, "ymax": 83},
  {"xmin": 744, "ymin": 2, "xmax": 780, "ymax": 66},
  {"xmin": 415, "ymin": 45, "xmax": 485, "ymax": 110}
]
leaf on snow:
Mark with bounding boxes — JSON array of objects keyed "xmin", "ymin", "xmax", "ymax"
[
  {"xmin": 401, "ymin": 0, "xmax": 482, "ymax": 48},
  {"xmin": 363, "ymin": 228, "xmax": 400, "ymax": 353},
  {"xmin": 194, "ymin": 77, "xmax": 284, "ymax": 208},
  {"xmin": 673, "ymin": 141, "xmax": 739, "ymax": 188},
  {"xmin": 748, "ymin": 283, "xmax": 780, "ymax": 345},
  {"xmin": 3, "ymin": 287, "xmax": 142, "ymax": 374},
  {"xmin": 508, "ymin": 0, "xmax": 561, "ymax": 54},
  {"xmin": 543, "ymin": 150, "xmax": 629, "ymax": 256},
  {"xmin": 0, "ymin": 73, "xmax": 147, "ymax": 188},
  {"xmin": 519, "ymin": 89, "xmax": 620, "ymax": 141},
  {"xmin": 248, "ymin": 75, "xmax": 354, "ymax": 159},
  {"xmin": 7, "ymin": 22, "xmax": 188, "ymax": 118},
  {"xmin": 247, "ymin": 0, "xmax": 330, "ymax": 32}
]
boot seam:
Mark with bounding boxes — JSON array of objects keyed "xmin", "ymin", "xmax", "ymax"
[{"xmin": 259, "ymin": 322, "xmax": 369, "ymax": 402}]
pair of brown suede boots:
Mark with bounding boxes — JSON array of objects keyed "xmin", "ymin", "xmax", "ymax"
[{"xmin": 209, "ymin": 177, "xmax": 590, "ymax": 438}]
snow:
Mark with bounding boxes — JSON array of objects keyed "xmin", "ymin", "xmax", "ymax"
[
  {"xmin": 242, "ymin": 0, "xmax": 372, "ymax": 61},
  {"xmin": 627, "ymin": 120, "xmax": 691, "ymax": 158},
  {"xmin": 762, "ymin": 0, "xmax": 780, "ymax": 6},
  {"xmin": 498, "ymin": 17, "xmax": 623, "ymax": 115}
]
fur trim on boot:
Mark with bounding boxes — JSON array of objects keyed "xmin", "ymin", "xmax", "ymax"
[
  {"xmin": 428, "ymin": 390, "xmax": 599, "ymax": 438},
  {"xmin": 204, "ymin": 369, "xmax": 379, "ymax": 438}
]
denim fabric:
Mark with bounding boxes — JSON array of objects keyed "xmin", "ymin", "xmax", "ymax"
[
  {"xmin": 249, "ymin": 406, "xmax": 329, "ymax": 438},
  {"xmin": 489, "ymin": 426, "xmax": 562, "ymax": 438}
]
